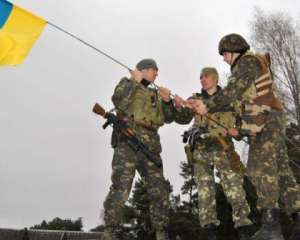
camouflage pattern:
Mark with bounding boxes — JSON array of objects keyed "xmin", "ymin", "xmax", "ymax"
[
  {"xmin": 171, "ymin": 89, "xmax": 237, "ymax": 141},
  {"xmin": 231, "ymin": 53, "xmax": 283, "ymax": 136},
  {"xmin": 205, "ymin": 54, "xmax": 277, "ymax": 136},
  {"xmin": 192, "ymin": 91, "xmax": 251, "ymax": 227},
  {"xmin": 204, "ymin": 52, "xmax": 300, "ymax": 215},
  {"xmin": 204, "ymin": 54, "xmax": 262, "ymax": 113},
  {"xmin": 192, "ymin": 146, "xmax": 251, "ymax": 227},
  {"xmin": 247, "ymin": 113, "xmax": 300, "ymax": 214},
  {"xmin": 103, "ymin": 142, "xmax": 170, "ymax": 230},
  {"xmin": 218, "ymin": 33, "xmax": 250, "ymax": 55},
  {"xmin": 104, "ymin": 76, "xmax": 173, "ymax": 231},
  {"xmin": 166, "ymin": 85, "xmax": 252, "ymax": 227},
  {"xmin": 112, "ymin": 77, "xmax": 173, "ymax": 153}
]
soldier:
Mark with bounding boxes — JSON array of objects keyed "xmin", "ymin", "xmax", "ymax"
[
  {"xmin": 193, "ymin": 34, "xmax": 300, "ymax": 240},
  {"xmin": 160, "ymin": 67, "xmax": 252, "ymax": 240},
  {"xmin": 103, "ymin": 59, "xmax": 173, "ymax": 240}
]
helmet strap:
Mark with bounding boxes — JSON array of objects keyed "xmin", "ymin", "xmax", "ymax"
[{"xmin": 229, "ymin": 52, "xmax": 235, "ymax": 65}]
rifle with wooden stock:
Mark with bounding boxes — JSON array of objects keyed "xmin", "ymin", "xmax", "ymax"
[{"xmin": 92, "ymin": 103, "xmax": 162, "ymax": 168}]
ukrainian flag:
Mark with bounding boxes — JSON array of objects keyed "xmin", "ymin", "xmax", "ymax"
[{"xmin": 0, "ymin": 0, "xmax": 46, "ymax": 66}]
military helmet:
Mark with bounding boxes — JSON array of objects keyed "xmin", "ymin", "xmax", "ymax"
[
  {"xmin": 136, "ymin": 58, "xmax": 158, "ymax": 71},
  {"xmin": 218, "ymin": 33, "xmax": 250, "ymax": 55},
  {"xmin": 200, "ymin": 67, "xmax": 219, "ymax": 81}
]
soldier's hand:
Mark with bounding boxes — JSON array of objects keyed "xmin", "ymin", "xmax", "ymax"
[
  {"xmin": 185, "ymin": 99, "xmax": 197, "ymax": 109},
  {"xmin": 193, "ymin": 100, "xmax": 208, "ymax": 115},
  {"xmin": 228, "ymin": 128, "xmax": 239, "ymax": 137},
  {"xmin": 174, "ymin": 95, "xmax": 185, "ymax": 109},
  {"xmin": 159, "ymin": 86, "xmax": 172, "ymax": 102},
  {"xmin": 129, "ymin": 69, "xmax": 143, "ymax": 83}
]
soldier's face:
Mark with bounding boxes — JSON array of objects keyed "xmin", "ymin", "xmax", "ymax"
[
  {"xmin": 223, "ymin": 52, "xmax": 240, "ymax": 65},
  {"xmin": 223, "ymin": 52, "xmax": 233, "ymax": 65},
  {"xmin": 200, "ymin": 74, "xmax": 217, "ymax": 91},
  {"xmin": 142, "ymin": 68, "xmax": 158, "ymax": 82}
]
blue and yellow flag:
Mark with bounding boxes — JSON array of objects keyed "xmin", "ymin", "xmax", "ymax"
[{"xmin": 0, "ymin": 0, "xmax": 46, "ymax": 66}]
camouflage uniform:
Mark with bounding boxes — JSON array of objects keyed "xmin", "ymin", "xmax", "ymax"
[
  {"xmin": 206, "ymin": 57, "xmax": 300, "ymax": 216},
  {"xmin": 103, "ymin": 74, "xmax": 173, "ymax": 232},
  {"xmin": 170, "ymin": 82, "xmax": 252, "ymax": 228},
  {"xmin": 204, "ymin": 52, "xmax": 300, "ymax": 215}
]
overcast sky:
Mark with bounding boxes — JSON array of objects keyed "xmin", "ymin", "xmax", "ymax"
[{"xmin": 0, "ymin": 0, "xmax": 299, "ymax": 231}]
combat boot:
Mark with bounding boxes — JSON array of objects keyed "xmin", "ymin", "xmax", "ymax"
[
  {"xmin": 289, "ymin": 211, "xmax": 300, "ymax": 240},
  {"xmin": 156, "ymin": 229, "xmax": 170, "ymax": 240},
  {"xmin": 237, "ymin": 225, "xmax": 252, "ymax": 240},
  {"xmin": 205, "ymin": 224, "xmax": 218, "ymax": 240},
  {"xmin": 250, "ymin": 209, "xmax": 284, "ymax": 240}
]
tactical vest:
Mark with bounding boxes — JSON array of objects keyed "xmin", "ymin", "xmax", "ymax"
[
  {"xmin": 192, "ymin": 94, "xmax": 236, "ymax": 139},
  {"xmin": 126, "ymin": 84, "xmax": 165, "ymax": 129},
  {"xmin": 232, "ymin": 53, "xmax": 283, "ymax": 135}
]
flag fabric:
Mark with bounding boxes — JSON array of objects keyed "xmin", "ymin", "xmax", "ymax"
[{"xmin": 0, "ymin": 0, "xmax": 46, "ymax": 66}]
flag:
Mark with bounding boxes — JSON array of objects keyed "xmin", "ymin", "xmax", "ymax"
[{"xmin": 0, "ymin": 0, "xmax": 46, "ymax": 66}]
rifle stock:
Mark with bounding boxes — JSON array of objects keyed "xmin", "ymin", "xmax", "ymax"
[{"xmin": 92, "ymin": 103, "xmax": 106, "ymax": 117}]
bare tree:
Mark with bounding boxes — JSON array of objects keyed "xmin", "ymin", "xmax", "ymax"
[{"xmin": 249, "ymin": 7, "xmax": 300, "ymax": 129}]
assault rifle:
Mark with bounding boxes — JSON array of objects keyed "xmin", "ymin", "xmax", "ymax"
[
  {"xmin": 182, "ymin": 126, "xmax": 245, "ymax": 174},
  {"xmin": 182, "ymin": 127, "xmax": 209, "ymax": 151},
  {"xmin": 92, "ymin": 103, "xmax": 162, "ymax": 168}
]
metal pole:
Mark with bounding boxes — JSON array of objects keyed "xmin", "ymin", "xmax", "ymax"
[{"xmin": 47, "ymin": 21, "xmax": 132, "ymax": 71}]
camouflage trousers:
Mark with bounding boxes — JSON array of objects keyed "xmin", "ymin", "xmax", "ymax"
[
  {"xmin": 247, "ymin": 113, "xmax": 300, "ymax": 215},
  {"xmin": 192, "ymin": 146, "xmax": 252, "ymax": 228},
  {"xmin": 103, "ymin": 142, "xmax": 170, "ymax": 230}
]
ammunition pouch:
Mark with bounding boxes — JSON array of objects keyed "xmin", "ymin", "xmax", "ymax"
[{"xmin": 111, "ymin": 129, "xmax": 119, "ymax": 148}]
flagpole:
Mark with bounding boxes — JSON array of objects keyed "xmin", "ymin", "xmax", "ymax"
[{"xmin": 47, "ymin": 21, "xmax": 132, "ymax": 71}]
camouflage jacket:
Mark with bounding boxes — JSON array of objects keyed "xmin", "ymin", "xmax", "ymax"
[
  {"xmin": 112, "ymin": 77, "xmax": 174, "ymax": 153},
  {"xmin": 204, "ymin": 52, "xmax": 282, "ymax": 136},
  {"xmin": 168, "ymin": 87, "xmax": 236, "ymax": 149}
]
